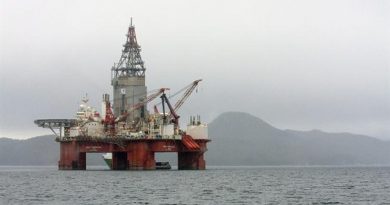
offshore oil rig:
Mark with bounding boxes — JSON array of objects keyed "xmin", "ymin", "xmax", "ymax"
[{"xmin": 34, "ymin": 20, "xmax": 210, "ymax": 170}]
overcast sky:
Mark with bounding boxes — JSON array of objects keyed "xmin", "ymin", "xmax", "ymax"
[{"xmin": 1, "ymin": 0, "xmax": 389, "ymax": 140}]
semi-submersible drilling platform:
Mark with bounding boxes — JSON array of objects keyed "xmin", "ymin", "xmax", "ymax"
[{"xmin": 34, "ymin": 21, "xmax": 210, "ymax": 170}]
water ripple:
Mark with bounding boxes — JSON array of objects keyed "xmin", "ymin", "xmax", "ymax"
[{"xmin": 0, "ymin": 166, "xmax": 390, "ymax": 204}]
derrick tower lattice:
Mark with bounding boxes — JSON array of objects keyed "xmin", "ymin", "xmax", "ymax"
[{"xmin": 112, "ymin": 19, "xmax": 145, "ymax": 78}]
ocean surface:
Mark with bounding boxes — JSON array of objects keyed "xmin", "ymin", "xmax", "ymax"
[{"xmin": 0, "ymin": 166, "xmax": 389, "ymax": 204}]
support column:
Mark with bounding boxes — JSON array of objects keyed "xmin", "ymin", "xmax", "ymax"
[
  {"xmin": 112, "ymin": 152, "xmax": 128, "ymax": 170},
  {"xmin": 178, "ymin": 140, "xmax": 208, "ymax": 170},
  {"xmin": 178, "ymin": 152, "xmax": 205, "ymax": 170},
  {"xmin": 58, "ymin": 141, "xmax": 86, "ymax": 170},
  {"xmin": 128, "ymin": 142, "xmax": 155, "ymax": 170}
]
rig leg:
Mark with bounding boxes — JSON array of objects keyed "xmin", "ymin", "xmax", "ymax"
[
  {"xmin": 128, "ymin": 142, "xmax": 155, "ymax": 170},
  {"xmin": 112, "ymin": 152, "xmax": 128, "ymax": 170},
  {"xmin": 178, "ymin": 152, "xmax": 206, "ymax": 170},
  {"xmin": 58, "ymin": 141, "xmax": 86, "ymax": 170}
]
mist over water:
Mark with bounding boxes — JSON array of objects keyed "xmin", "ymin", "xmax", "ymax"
[{"xmin": 1, "ymin": 166, "xmax": 389, "ymax": 204}]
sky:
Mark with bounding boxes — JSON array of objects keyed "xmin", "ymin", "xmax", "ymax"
[{"xmin": 0, "ymin": 0, "xmax": 389, "ymax": 140}]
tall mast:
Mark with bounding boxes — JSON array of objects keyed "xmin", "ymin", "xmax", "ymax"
[
  {"xmin": 111, "ymin": 18, "xmax": 148, "ymax": 120},
  {"xmin": 112, "ymin": 18, "xmax": 146, "ymax": 78}
]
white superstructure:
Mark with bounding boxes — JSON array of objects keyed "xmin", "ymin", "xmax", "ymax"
[{"xmin": 63, "ymin": 95, "xmax": 208, "ymax": 141}]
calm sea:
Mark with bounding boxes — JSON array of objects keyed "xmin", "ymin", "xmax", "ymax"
[{"xmin": 0, "ymin": 166, "xmax": 389, "ymax": 204}]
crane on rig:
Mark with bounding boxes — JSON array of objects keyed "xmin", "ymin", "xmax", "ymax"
[
  {"xmin": 114, "ymin": 88, "xmax": 170, "ymax": 123},
  {"xmin": 172, "ymin": 79, "xmax": 202, "ymax": 114},
  {"xmin": 155, "ymin": 79, "xmax": 202, "ymax": 127},
  {"xmin": 99, "ymin": 88, "xmax": 170, "ymax": 135}
]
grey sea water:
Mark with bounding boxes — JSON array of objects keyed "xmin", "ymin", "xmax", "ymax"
[{"xmin": 0, "ymin": 166, "xmax": 389, "ymax": 205}]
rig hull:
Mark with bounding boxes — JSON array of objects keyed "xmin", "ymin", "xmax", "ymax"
[{"xmin": 58, "ymin": 138, "xmax": 209, "ymax": 170}]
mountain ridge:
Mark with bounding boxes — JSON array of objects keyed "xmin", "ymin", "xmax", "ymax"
[{"xmin": 207, "ymin": 112, "xmax": 390, "ymax": 165}]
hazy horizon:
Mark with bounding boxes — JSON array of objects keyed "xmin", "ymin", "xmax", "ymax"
[
  {"xmin": 1, "ymin": 0, "xmax": 389, "ymax": 139},
  {"xmin": 1, "ymin": 111, "xmax": 389, "ymax": 142}
]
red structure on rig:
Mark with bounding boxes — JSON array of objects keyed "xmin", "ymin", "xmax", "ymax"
[{"xmin": 34, "ymin": 19, "xmax": 210, "ymax": 170}]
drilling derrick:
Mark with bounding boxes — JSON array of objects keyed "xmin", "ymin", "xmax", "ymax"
[{"xmin": 111, "ymin": 19, "xmax": 147, "ymax": 124}]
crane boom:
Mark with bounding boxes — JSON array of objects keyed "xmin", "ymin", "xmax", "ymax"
[
  {"xmin": 161, "ymin": 93, "xmax": 179, "ymax": 123},
  {"xmin": 115, "ymin": 88, "xmax": 169, "ymax": 122},
  {"xmin": 173, "ymin": 79, "xmax": 202, "ymax": 112},
  {"xmin": 130, "ymin": 88, "xmax": 169, "ymax": 112}
]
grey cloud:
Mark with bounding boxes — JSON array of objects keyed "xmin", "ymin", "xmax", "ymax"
[{"xmin": 0, "ymin": 0, "xmax": 389, "ymax": 139}]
